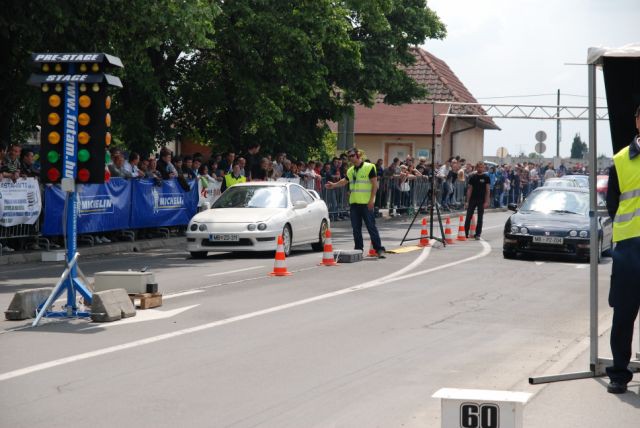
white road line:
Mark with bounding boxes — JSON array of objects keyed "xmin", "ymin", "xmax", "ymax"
[
  {"xmin": 204, "ymin": 266, "xmax": 264, "ymax": 277},
  {"xmin": 163, "ymin": 290, "xmax": 205, "ymax": 299},
  {"xmin": 0, "ymin": 242, "xmax": 493, "ymax": 383}
]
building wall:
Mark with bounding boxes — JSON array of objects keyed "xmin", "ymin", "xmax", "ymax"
[
  {"xmin": 447, "ymin": 122, "xmax": 484, "ymax": 163},
  {"xmin": 354, "ymin": 134, "xmax": 436, "ymax": 165}
]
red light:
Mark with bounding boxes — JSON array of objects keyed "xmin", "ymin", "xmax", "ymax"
[
  {"xmin": 47, "ymin": 168, "xmax": 61, "ymax": 182},
  {"xmin": 104, "ymin": 168, "xmax": 111, "ymax": 182},
  {"xmin": 78, "ymin": 168, "xmax": 90, "ymax": 182}
]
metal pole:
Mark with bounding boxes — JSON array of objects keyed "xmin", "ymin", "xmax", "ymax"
[
  {"xmin": 32, "ymin": 252, "xmax": 79, "ymax": 327},
  {"xmin": 556, "ymin": 89, "xmax": 561, "ymax": 157},
  {"xmin": 587, "ymin": 63, "xmax": 599, "ymax": 371}
]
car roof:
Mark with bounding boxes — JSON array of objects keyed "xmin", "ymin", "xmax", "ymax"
[
  {"xmin": 532, "ymin": 186, "xmax": 589, "ymax": 194},
  {"xmin": 231, "ymin": 181, "xmax": 293, "ymax": 187}
]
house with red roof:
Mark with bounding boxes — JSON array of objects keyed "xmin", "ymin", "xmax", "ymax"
[{"xmin": 351, "ymin": 47, "xmax": 499, "ymax": 165}]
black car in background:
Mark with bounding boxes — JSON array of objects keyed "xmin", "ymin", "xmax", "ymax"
[{"xmin": 503, "ymin": 187, "xmax": 612, "ymax": 262}]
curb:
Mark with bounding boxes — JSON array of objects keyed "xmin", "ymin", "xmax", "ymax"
[{"xmin": 0, "ymin": 237, "xmax": 186, "ymax": 267}]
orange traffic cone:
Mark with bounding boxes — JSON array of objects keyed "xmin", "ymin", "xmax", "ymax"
[
  {"xmin": 456, "ymin": 215, "xmax": 467, "ymax": 241},
  {"xmin": 469, "ymin": 215, "xmax": 477, "ymax": 237},
  {"xmin": 319, "ymin": 228, "xmax": 337, "ymax": 266},
  {"xmin": 269, "ymin": 235, "xmax": 292, "ymax": 276},
  {"xmin": 367, "ymin": 241, "xmax": 378, "ymax": 257},
  {"xmin": 418, "ymin": 217, "xmax": 430, "ymax": 247},
  {"xmin": 444, "ymin": 217, "xmax": 455, "ymax": 244}
]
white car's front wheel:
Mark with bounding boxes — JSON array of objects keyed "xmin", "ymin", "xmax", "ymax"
[
  {"xmin": 311, "ymin": 220, "xmax": 328, "ymax": 251},
  {"xmin": 282, "ymin": 225, "xmax": 292, "ymax": 257}
]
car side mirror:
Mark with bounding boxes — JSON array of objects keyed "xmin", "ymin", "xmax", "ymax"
[
  {"xmin": 293, "ymin": 200, "xmax": 308, "ymax": 209},
  {"xmin": 507, "ymin": 203, "xmax": 518, "ymax": 212}
]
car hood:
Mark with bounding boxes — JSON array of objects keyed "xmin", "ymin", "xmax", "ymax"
[
  {"xmin": 509, "ymin": 211, "xmax": 589, "ymax": 230},
  {"xmin": 192, "ymin": 208, "xmax": 282, "ymax": 223}
]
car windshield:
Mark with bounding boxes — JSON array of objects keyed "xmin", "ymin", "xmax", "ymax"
[
  {"xmin": 544, "ymin": 179, "xmax": 576, "ymax": 188},
  {"xmin": 212, "ymin": 186, "xmax": 287, "ymax": 208},
  {"xmin": 520, "ymin": 190, "xmax": 588, "ymax": 215}
]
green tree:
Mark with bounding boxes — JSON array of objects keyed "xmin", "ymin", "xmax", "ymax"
[
  {"xmin": 0, "ymin": 0, "xmax": 218, "ymax": 155},
  {"xmin": 171, "ymin": 0, "xmax": 446, "ymax": 158},
  {"xmin": 570, "ymin": 133, "xmax": 587, "ymax": 159}
]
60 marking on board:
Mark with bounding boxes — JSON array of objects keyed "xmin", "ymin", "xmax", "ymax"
[{"xmin": 460, "ymin": 403, "xmax": 499, "ymax": 428}]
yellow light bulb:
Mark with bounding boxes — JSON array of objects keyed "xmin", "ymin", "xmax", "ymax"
[
  {"xmin": 92, "ymin": 83, "xmax": 100, "ymax": 92},
  {"xmin": 54, "ymin": 84, "xmax": 62, "ymax": 92},
  {"xmin": 48, "ymin": 94, "xmax": 61, "ymax": 108},
  {"xmin": 41, "ymin": 84, "xmax": 49, "ymax": 93},
  {"xmin": 48, "ymin": 112, "xmax": 60, "ymax": 126},
  {"xmin": 105, "ymin": 113, "xmax": 111, "ymax": 127},
  {"xmin": 54, "ymin": 64, "xmax": 62, "ymax": 72},
  {"xmin": 105, "ymin": 96, "xmax": 111, "ymax": 109},
  {"xmin": 48, "ymin": 131, "xmax": 61, "ymax": 145},
  {"xmin": 79, "ymin": 95, "xmax": 91, "ymax": 108},
  {"xmin": 78, "ymin": 113, "xmax": 90, "ymax": 126},
  {"xmin": 79, "ymin": 83, "xmax": 87, "ymax": 92},
  {"xmin": 91, "ymin": 63, "xmax": 99, "ymax": 72},
  {"xmin": 42, "ymin": 64, "xmax": 50, "ymax": 72},
  {"xmin": 79, "ymin": 63, "xmax": 87, "ymax": 72},
  {"xmin": 105, "ymin": 132, "xmax": 111, "ymax": 146},
  {"xmin": 78, "ymin": 132, "xmax": 90, "ymax": 145}
]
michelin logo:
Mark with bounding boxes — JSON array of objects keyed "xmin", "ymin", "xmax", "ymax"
[
  {"xmin": 152, "ymin": 189, "xmax": 184, "ymax": 213},
  {"xmin": 80, "ymin": 196, "xmax": 114, "ymax": 215}
]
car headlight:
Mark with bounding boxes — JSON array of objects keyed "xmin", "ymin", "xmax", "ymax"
[
  {"xmin": 189, "ymin": 223, "xmax": 198, "ymax": 231},
  {"xmin": 520, "ymin": 227, "xmax": 528, "ymax": 235},
  {"xmin": 569, "ymin": 230, "xmax": 577, "ymax": 237},
  {"xmin": 257, "ymin": 223, "xmax": 267, "ymax": 231},
  {"xmin": 198, "ymin": 224, "xmax": 207, "ymax": 232},
  {"xmin": 247, "ymin": 224, "xmax": 257, "ymax": 231},
  {"xmin": 579, "ymin": 230, "xmax": 588, "ymax": 238},
  {"xmin": 510, "ymin": 226, "xmax": 519, "ymax": 234}
]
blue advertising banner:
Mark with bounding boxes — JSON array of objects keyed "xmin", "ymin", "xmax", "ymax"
[
  {"xmin": 130, "ymin": 179, "xmax": 197, "ymax": 228},
  {"xmin": 42, "ymin": 178, "xmax": 132, "ymax": 235}
]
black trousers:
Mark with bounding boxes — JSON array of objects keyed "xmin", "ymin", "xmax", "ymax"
[
  {"xmin": 464, "ymin": 199, "xmax": 485, "ymax": 237},
  {"xmin": 606, "ymin": 238, "xmax": 640, "ymax": 384}
]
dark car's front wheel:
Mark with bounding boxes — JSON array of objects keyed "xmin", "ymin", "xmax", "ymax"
[{"xmin": 503, "ymin": 250, "xmax": 517, "ymax": 260}]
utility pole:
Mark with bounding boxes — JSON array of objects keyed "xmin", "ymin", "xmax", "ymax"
[{"xmin": 556, "ymin": 89, "xmax": 561, "ymax": 157}]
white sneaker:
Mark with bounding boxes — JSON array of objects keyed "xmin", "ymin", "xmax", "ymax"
[
  {"xmin": 94, "ymin": 236, "xmax": 103, "ymax": 244},
  {"xmin": 2, "ymin": 245, "xmax": 15, "ymax": 252},
  {"xmin": 101, "ymin": 236, "xmax": 111, "ymax": 243}
]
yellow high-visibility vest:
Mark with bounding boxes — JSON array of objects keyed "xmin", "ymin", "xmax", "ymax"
[
  {"xmin": 224, "ymin": 174, "xmax": 246, "ymax": 189},
  {"xmin": 612, "ymin": 143, "xmax": 640, "ymax": 242},
  {"xmin": 347, "ymin": 162, "xmax": 376, "ymax": 204}
]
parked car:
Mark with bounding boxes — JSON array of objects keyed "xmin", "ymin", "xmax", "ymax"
[
  {"xmin": 503, "ymin": 187, "xmax": 612, "ymax": 262},
  {"xmin": 543, "ymin": 177, "xmax": 581, "ymax": 188},
  {"xmin": 186, "ymin": 182, "xmax": 329, "ymax": 258}
]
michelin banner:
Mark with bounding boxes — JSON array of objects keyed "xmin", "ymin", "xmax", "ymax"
[
  {"xmin": 0, "ymin": 178, "xmax": 42, "ymax": 227},
  {"xmin": 130, "ymin": 178, "xmax": 197, "ymax": 228},
  {"xmin": 42, "ymin": 178, "xmax": 132, "ymax": 235}
]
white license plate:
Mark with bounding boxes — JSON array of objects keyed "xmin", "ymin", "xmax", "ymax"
[
  {"xmin": 209, "ymin": 234, "xmax": 239, "ymax": 242},
  {"xmin": 533, "ymin": 236, "xmax": 563, "ymax": 245}
]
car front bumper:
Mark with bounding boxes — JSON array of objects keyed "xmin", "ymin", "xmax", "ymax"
[
  {"xmin": 186, "ymin": 230, "xmax": 279, "ymax": 253},
  {"xmin": 503, "ymin": 234, "xmax": 591, "ymax": 259}
]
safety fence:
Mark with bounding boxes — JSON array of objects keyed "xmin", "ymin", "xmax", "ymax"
[{"xmin": 0, "ymin": 175, "xmax": 462, "ymax": 252}]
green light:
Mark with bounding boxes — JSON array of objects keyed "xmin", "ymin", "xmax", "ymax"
[
  {"xmin": 105, "ymin": 151, "xmax": 111, "ymax": 164},
  {"xmin": 78, "ymin": 149, "xmax": 90, "ymax": 162},
  {"xmin": 47, "ymin": 150, "xmax": 60, "ymax": 163}
]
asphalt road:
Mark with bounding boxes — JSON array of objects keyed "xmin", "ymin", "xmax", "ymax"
[{"xmin": 0, "ymin": 211, "xmax": 636, "ymax": 427}]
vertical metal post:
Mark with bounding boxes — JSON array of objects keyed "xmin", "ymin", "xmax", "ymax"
[
  {"xmin": 556, "ymin": 89, "xmax": 561, "ymax": 157},
  {"xmin": 587, "ymin": 63, "xmax": 599, "ymax": 370},
  {"xmin": 430, "ymin": 101, "xmax": 436, "ymax": 238}
]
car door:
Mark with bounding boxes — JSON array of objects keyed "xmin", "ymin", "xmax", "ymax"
[{"xmin": 288, "ymin": 185, "xmax": 313, "ymax": 242}]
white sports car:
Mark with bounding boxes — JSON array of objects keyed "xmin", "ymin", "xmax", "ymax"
[{"xmin": 186, "ymin": 181, "xmax": 330, "ymax": 258}]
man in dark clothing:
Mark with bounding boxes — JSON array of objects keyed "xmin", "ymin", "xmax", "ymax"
[
  {"xmin": 604, "ymin": 105, "xmax": 640, "ymax": 394},
  {"xmin": 464, "ymin": 161, "xmax": 490, "ymax": 239},
  {"xmin": 245, "ymin": 143, "xmax": 261, "ymax": 181}
]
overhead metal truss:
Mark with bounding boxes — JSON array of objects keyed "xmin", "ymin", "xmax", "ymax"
[{"xmin": 433, "ymin": 101, "xmax": 608, "ymax": 120}]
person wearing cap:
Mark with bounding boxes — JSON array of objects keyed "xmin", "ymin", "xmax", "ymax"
[
  {"xmin": 325, "ymin": 148, "xmax": 385, "ymax": 258},
  {"xmin": 605, "ymin": 105, "xmax": 640, "ymax": 394}
]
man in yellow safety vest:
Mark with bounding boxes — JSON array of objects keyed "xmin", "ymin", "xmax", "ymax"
[
  {"xmin": 605, "ymin": 105, "xmax": 640, "ymax": 394},
  {"xmin": 221, "ymin": 162, "xmax": 246, "ymax": 193},
  {"xmin": 325, "ymin": 148, "xmax": 385, "ymax": 258}
]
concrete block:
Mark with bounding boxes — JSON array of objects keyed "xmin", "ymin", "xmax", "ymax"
[
  {"xmin": 41, "ymin": 250, "xmax": 66, "ymax": 262},
  {"xmin": 90, "ymin": 289, "xmax": 136, "ymax": 323},
  {"xmin": 335, "ymin": 250, "xmax": 363, "ymax": 263},
  {"xmin": 5, "ymin": 288, "xmax": 54, "ymax": 320}
]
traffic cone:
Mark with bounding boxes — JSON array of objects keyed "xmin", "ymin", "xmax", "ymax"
[
  {"xmin": 418, "ymin": 217, "xmax": 430, "ymax": 247},
  {"xmin": 319, "ymin": 228, "xmax": 337, "ymax": 266},
  {"xmin": 444, "ymin": 217, "xmax": 455, "ymax": 244},
  {"xmin": 367, "ymin": 241, "xmax": 378, "ymax": 257},
  {"xmin": 456, "ymin": 215, "xmax": 467, "ymax": 241},
  {"xmin": 469, "ymin": 215, "xmax": 477, "ymax": 237},
  {"xmin": 269, "ymin": 235, "xmax": 292, "ymax": 276}
]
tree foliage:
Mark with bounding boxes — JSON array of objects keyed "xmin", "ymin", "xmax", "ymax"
[
  {"xmin": 1, "ymin": 0, "xmax": 445, "ymax": 158},
  {"xmin": 570, "ymin": 133, "xmax": 588, "ymax": 159}
]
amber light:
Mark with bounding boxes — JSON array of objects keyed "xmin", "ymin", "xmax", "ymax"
[
  {"xmin": 48, "ymin": 112, "xmax": 61, "ymax": 126},
  {"xmin": 48, "ymin": 94, "xmax": 61, "ymax": 108},
  {"xmin": 78, "ymin": 132, "xmax": 90, "ymax": 144},
  {"xmin": 105, "ymin": 113, "xmax": 111, "ymax": 127},
  {"xmin": 48, "ymin": 131, "xmax": 61, "ymax": 145},
  {"xmin": 79, "ymin": 95, "xmax": 91, "ymax": 108},
  {"xmin": 105, "ymin": 132, "xmax": 112, "ymax": 146},
  {"xmin": 78, "ymin": 113, "xmax": 90, "ymax": 126}
]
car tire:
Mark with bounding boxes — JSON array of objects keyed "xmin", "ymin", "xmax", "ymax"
[
  {"xmin": 311, "ymin": 220, "xmax": 328, "ymax": 252},
  {"xmin": 503, "ymin": 250, "xmax": 517, "ymax": 260},
  {"xmin": 190, "ymin": 251, "xmax": 208, "ymax": 259},
  {"xmin": 282, "ymin": 224, "xmax": 292, "ymax": 257}
]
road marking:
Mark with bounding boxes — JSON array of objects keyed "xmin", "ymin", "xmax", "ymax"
[
  {"xmin": 0, "ymin": 242, "xmax": 493, "ymax": 382},
  {"xmin": 163, "ymin": 290, "xmax": 205, "ymax": 299},
  {"xmin": 535, "ymin": 262, "xmax": 546, "ymax": 266},
  {"xmin": 205, "ymin": 266, "xmax": 264, "ymax": 277},
  {"xmin": 83, "ymin": 305, "xmax": 199, "ymax": 329}
]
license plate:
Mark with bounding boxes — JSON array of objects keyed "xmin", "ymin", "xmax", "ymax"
[
  {"xmin": 533, "ymin": 236, "xmax": 563, "ymax": 245},
  {"xmin": 209, "ymin": 233, "xmax": 239, "ymax": 242}
]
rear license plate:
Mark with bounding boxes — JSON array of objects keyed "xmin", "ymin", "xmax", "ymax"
[
  {"xmin": 533, "ymin": 236, "xmax": 563, "ymax": 245},
  {"xmin": 209, "ymin": 234, "xmax": 239, "ymax": 242}
]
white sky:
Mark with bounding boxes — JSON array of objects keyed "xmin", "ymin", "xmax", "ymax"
[{"xmin": 423, "ymin": 0, "xmax": 640, "ymax": 158}]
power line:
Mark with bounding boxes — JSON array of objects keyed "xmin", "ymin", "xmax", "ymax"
[{"xmin": 477, "ymin": 93, "xmax": 606, "ymax": 100}]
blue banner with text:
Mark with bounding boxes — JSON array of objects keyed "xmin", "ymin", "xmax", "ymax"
[{"xmin": 130, "ymin": 178, "xmax": 197, "ymax": 229}]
